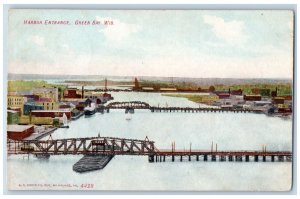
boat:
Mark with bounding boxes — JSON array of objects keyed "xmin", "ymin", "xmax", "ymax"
[
  {"xmin": 84, "ymin": 103, "xmax": 96, "ymax": 116},
  {"xmin": 125, "ymin": 113, "xmax": 132, "ymax": 121},
  {"xmin": 63, "ymin": 113, "xmax": 68, "ymax": 125},
  {"xmin": 60, "ymin": 113, "xmax": 69, "ymax": 128}
]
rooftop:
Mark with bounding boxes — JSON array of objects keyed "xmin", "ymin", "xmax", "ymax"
[
  {"xmin": 244, "ymin": 94, "xmax": 262, "ymax": 97},
  {"xmin": 31, "ymin": 109, "xmax": 71, "ymax": 113},
  {"xmin": 7, "ymin": 125, "xmax": 33, "ymax": 132},
  {"xmin": 160, "ymin": 88, "xmax": 177, "ymax": 91},
  {"xmin": 7, "ymin": 110, "xmax": 19, "ymax": 113},
  {"xmin": 37, "ymin": 97, "xmax": 53, "ymax": 102},
  {"xmin": 142, "ymin": 87, "xmax": 154, "ymax": 90}
]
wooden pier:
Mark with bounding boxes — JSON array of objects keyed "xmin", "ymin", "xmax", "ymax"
[{"xmin": 148, "ymin": 151, "xmax": 292, "ymax": 163}]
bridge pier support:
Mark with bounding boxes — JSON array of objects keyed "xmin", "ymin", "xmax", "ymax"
[
  {"xmin": 278, "ymin": 156, "xmax": 284, "ymax": 162},
  {"xmin": 180, "ymin": 156, "xmax": 182, "ymax": 162},
  {"xmin": 172, "ymin": 155, "xmax": 175, "ymax": 162},
  {"xmin": 196, "ymin": 155, "xmax": 199, "ymax": 161},
  {"xmin": 245, "ymin": 155, "xmax": 249, "ymax": 162},
  {"xmin": 148, "ymin": 155, "xmax": 154, "ymax": 163},
  {"xmin": 220, "ymin": 156, "xmax": 226, "ymax": 161},
  {"xmin": 263, "ymin": 156, "xmax": 266, "ymax": 162},
  {"xmin": 163, "ymin": 156, "xmax": 165, "ymax": 162},
  {"xmin": 271, "ymin": 155, "xmax": 275, "ymax": 162},
  {"xmin": 236, "ymin": 156, "xmax": 242, "ymax": 162},
  {"xmin": 228, "ymin": 155, "xmax": 233, "ymax": 161},
  {"xmin": 189, "ymin": 156, "xmax": 191, "ymax": 161},
  {"xmin": 204, "ymin": 155, "xmax": 208, "ymax": 161},
  {"xmin": 254, "ymin": 155, "xmax": 259, "ymax": 162},
  {"xmin": 211, "ymin": 155, "xmax": 216, "ymax": 161}
]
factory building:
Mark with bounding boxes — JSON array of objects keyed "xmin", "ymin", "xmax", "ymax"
[
  {"xmin": 32, "ymin": 87, "xmax": 59, "ymax": 102},
  {"xmin": 7, "ymin": 110, "xmax": 20, "ymax": 124},
  {"xmin": 24, "ymin": 102, "xmax": 44, "ymax": 115},
  {"xmin": 243, "ymin": 95, "xmax": 262, "ymax": 101},
  {"xmin": 36, "ymin": 97, "xmax": 59, "ymax": 110},
  {"xmin": 7, "ymin": 125, "xmax": 34, "ymax": 140},
  {"xmin": 31, "ymin": 110, "xmax": 71, "ymax": 120},
  {"xmin": 7, "ymin": 95, "xmax": 27, "ymax": 114},
  {"xmin": 64, "ymin": 88, "xmax": 82, "ymax": 99}
]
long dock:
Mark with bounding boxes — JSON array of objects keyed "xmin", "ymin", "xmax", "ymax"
[
  {"xmin": 23, "ymin": 127, "xmax": 57, "ymax": 141},
  {"xmin": 148, "ymin": 150, "xmax": 292, "ymax": 163}
]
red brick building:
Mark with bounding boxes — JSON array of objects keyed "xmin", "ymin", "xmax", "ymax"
[
  {"xmin": 7, "ymin": 125, "xmax": 34, "ymax": 140},
  {"xmin": 243, "ymin": 95, "xmax": 262, "ymax": 101},
  {"xmin": 64, "ymin": 89, "xmax": 82, "ymax": 99},
  {"xmin": 31, "ymin": 110, "xmax": 71, "ymax": 119}
]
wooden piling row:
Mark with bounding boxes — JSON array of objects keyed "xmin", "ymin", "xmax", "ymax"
[{"xmin": 148, "ymin": 154, "xmax": 292, "ymax": 163}]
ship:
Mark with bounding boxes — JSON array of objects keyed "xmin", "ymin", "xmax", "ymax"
[{"xmin": 84, "ymin": 103, "xmax": 96, "ymax": 116}]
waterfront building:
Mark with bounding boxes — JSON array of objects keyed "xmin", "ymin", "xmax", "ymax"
[
  {"xmin": 36, "ymin": 97, "xmax": 59, "ymax": 110},
  {"xmin": 243, "ymin": 95, "xmax": 262, "ymax": 101},
  {"xmin": 64, "ymin": 88, "xmax": 82, "ymax": 99},
  {"xmin": 84, "ymin": 91, "xmax": 111, "ymax": 104},
  {"xmin": 216, "ymin": 93, "xmax": 230, "ymax": 99},
  {"xmin": 273, "ymin": 97, "xmax": 285, "ymax": 104},
  {"xmin": 254, "ymin": 101, "xmax": 272, "ymax": 106},
  {"xmin": 24, "ymin": 102, "xmax": 44, "ymax": 115},
  {"xmin": 7, "ymin": 95, "xmax": 27, "ymax": 114},
  {"xmin": 31, "ymin": 110, "xmax": 71, "ymax": 119},
  {"xmin": 160, "ymin": 88, "xmax": 177, "ymax": 92},
  {"xmin": 7, "ymin": 110, "xmax": 20, "ymax": 124},
  {"xmin": 142, "ymin": 87, "xmax": 154, "ymax": 92},
  {"xmin": 230, "ymin": 89, "xmax": 243, "ymax": 95},
  {"xmin": 8, "ymin": 107, "xmax": 22, "ymax": 115},
  {"xmin": 7, "ymin": 124, "xmax": 34, "ymax": 140},
  {"xmin": 32, "ymin": 87, "xmax": 59, "ymax": 102},
  {"xmin": 31, "ymin": 116, "xmax": 53, "ymax": 125}
]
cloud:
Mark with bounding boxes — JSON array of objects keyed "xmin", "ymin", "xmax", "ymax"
[
  {"xmin": 203, "ymin": 15, "xmax": 247, "ymax": 44},
  {"xmin": 30, "ymin": 35, "xmax": 45, "ymax": 46},
  {"xmin": 96, "ymin": 16, "xmax": 140, "ymax": 44}
]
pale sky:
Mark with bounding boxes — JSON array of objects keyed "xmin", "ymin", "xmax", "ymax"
[{"xmin": 8, "ymin": 10, "xmax": 294, "ymax": 78}]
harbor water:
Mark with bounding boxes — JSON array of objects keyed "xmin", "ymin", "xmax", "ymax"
[{"xmin": 7, "ymin": 92, "xmax": 293, "ymax": 191}]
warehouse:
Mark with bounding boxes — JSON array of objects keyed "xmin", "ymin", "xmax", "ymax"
[{"xmin": 7, "ymin": 125, "xmax": 34, "ymax": 140}]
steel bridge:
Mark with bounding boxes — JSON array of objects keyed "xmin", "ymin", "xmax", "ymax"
[
  {"xmin": 7, "ymin": 136, "xmax": 292, "ymax": 163},
  {"xmin": 104, "ymin": 101, "xmax": 264, "ymax": 114},
  {"xmin": 106, "ymin": 101, "xmax": 151, "ymax": 109},
  {"xmin": 7, "ymin": 136, "xmax": 156, "ymax": 156}
]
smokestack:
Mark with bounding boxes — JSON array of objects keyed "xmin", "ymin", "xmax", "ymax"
[
  {"xmin": 105, "ymin": 78, "xmax": 108, "ymax": 92},
  {"xmin": 82, "ymin": 86, "xmax": 84, "ymax": 99}
]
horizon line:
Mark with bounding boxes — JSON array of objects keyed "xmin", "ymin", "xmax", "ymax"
[{"xmin": 7, "ymin": 73, "xmax": 293, "ymax": 80}]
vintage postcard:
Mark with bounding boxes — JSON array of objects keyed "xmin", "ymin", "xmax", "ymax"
[{"xmin": 6, "ymin": 9, "xmax": 293, "ymax": 191}]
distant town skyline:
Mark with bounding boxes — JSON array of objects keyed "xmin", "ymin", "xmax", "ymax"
[{"xmin": 8, "ymin": 10, "xmax": 294, "ymax": 78}]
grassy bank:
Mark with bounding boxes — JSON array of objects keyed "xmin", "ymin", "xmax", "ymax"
[
  {"xmin": 7, "ymin": 80, "xmax": 66, "ymax": 92},
  {"xmin": 162, "ymin": 94, "xmax": 210, "ymax": 103}
]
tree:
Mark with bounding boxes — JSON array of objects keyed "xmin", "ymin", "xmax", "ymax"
[{"xmin": 209, "ymin": 86, "xmax": 215, "ymax": 92}]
